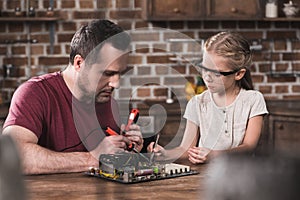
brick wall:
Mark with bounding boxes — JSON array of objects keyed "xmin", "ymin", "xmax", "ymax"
[{"xmin": 0, "ymin": 0, "xmax": 300, "ymax": 104}]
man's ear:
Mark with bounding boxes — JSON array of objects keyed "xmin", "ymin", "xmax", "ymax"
[
  {"xmin": 235, "ymin": 68, "xmax": 246, "ymax": 81},
  {"xmin": 73, "ymin": 55, "xmax": 84, "ymax": 71}
]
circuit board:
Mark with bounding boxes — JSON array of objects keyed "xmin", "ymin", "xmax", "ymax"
[{"xmin": 85, "ymin": 152, "xmax": 198, "ymax": 184}]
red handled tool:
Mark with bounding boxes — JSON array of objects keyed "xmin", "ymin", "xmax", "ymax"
[
  {"xmin": 105, "ymin": 108, "xmax": 139, "ymax": 151},
  {"xmin": 125, "ymin": 108, "xmax": 139, "ymax": 131}
]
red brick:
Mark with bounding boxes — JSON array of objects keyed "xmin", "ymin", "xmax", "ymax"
[
  {"xmin": 275, "ymin": 85, "xmax": 289, "ymax": 93},
  {"xmin": 257, "ymin": 64, "xmax": 272, "ymax": 73},
  {"xmin": 130, "ymin": 32, "xmax": 160, "ymax": 42},
  {"xmin": 267, "ymin": 31, "xmax": 297, "ymax": 40},
  {"xmin": 292, "ymin": 85, "xmax": 300, "ymax": 93},
  {"xmin": 292, "ymin": 40, "xmax": 300, "ymax": 50},
  {"xmin": 118, "ymin": 88, "xmax": 133, "ymax": 98},
  {"xmin": 116, "ymin": 0, "xmax": 131, "ymax": 8},
  {"xmin": 189, "ymin": 65, "xmax": 200, "ymax": 75},
  {"xmin": 282, "ymin": 52, "xmax": 300, "ymax": 61},
  {"xmin": 39, "ymin": 56, "xmax": 69, "ymax": 65},
  {"xmin": 171, "ymin": 66, "xmax": 186, "ymax": 75},
  {"xmin": 251, "ymin": 75, "xmax": 264, "ymax": 83},
  {"xmin": 8, "ymin": 22, "xmax": 24, "ymax": 32},
  {"xmin": 153, "ymin": 88, "xmax": 167, "ymax": 96},
  {"xmin": 134, "ymin": 0, "xmax": 142, "ymax": 8},
  {"xmin": 31, "ymin": 45, "xmax": 44, "ymax": 55},
  {"xmin": 2, "ymin": 79, "xmax": 19, "ymax": 88},
  {"xmin": 61, "ymin": 1, "xmax": 75, "ymax": 8},
  {"xmin": 97, "ymin": 0, "xmax": 112, "ymax": 9},
  {"xmin": 292, "ymin": 63, "xmax": 300, "ymax": 71},
  {"xmin": 282, "ymin": 95, "xmax": 300, "ymax": 100},
  {"xmin": 147, "ymin": 55, "xmax": 173, "ymax": 64},
  {"xmin": 61, "ymin": 22, "xmax": 77, "ymax": 31},
  {"xmin": 46, "ymin": 45, "xmax": 62, "ymax": 55},
  {"xmin": 128, "ymin": 55, "xmax": 143, "ymax": 65},
  {"xmin": 28, "ymin": 34, "xmax": 50, "ymax": 43},
  {"xmin": 137, "ymin": 88, "xmax": 151, "ymax": 97},
  {"xmin": 275, "ymin": 63, "xmax": 289, "ymax": 72},
  {"xmin": 109, "ymin": 10, "xmax": 141, "ymax": 20},
  {"xmin": 130, "ymin": 77, "xmax": 160, "ymax": 86},
  {"xmin": 117, "ymin": 21, "xmax": 132, "ymax": 30},
  {"xmin": 155, "ymin": 66, "xmax": 169, "ymax": 75},
  {"xmin": 6, "ymin": 1, "xmax": 20, "ymax": 9},
  {"xmin": 73, "ymin": 11, "xmax": 105, "ymax": 19},
  {"xmin": 3, "ymin": 57, "xmax": 28, "ymax": 67},
  {"xmin": 258, "ymin": 85, "xmax": 272, "ymax": 94},
  {"xmin": 170, "ymin": 43, "xmax": 183, "ymax": 52},
  {"xmin": 267, "ymin": 75, "xmax": 296, "ymax": 83},
  {"xmin": 135, "ymin": 44, "xmax": 150, "ymax": 53},
  {"xmin": 164, "ymin": 77, "xmax": 187, "ymax": 85},
  {"xmin": 153, "ymin": 44, "xmax": 167, "ymax": 52},
  {"xmin": 274, "ymin": 41, "xmax": 287, "ymax": 51},
  {"xmin": 79, "ymin": 0, "xmax": 94, "ymax": 9},
  {"xmin": 135, "ymin": 21, "xmax": 149, "ymax": 29},
  {"xmin": 57, "ymin": 33, "xmax": 74, "ymax": 43},
  {"xmin": 12, "ymin": 46, "xmax": 26, "ymax": 55},
  {"xmin": 137, "ymin": 66, "xmax": 151, "ymax": 75}
]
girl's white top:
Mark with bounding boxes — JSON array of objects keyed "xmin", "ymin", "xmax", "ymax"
[{"xmin": 183, "ymin": 89, "xmax": 269, "ymax": 150}]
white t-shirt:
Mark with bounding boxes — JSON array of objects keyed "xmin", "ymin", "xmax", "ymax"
[{"xmin": 183, "ymin": 89, "xmax": 268, "ymax": 150}]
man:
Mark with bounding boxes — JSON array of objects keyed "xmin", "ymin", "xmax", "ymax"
[{"xmin": 2, "ymin": 19, "xmax": 143, "ymax": 174}]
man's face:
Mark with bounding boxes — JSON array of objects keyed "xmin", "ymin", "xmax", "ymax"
[{"xmin": 76, "ymin": 43, "xmax": 129, "ymax": 104}]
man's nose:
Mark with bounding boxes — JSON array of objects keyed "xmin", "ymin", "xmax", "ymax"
[{"xmin": 108, "ymin": 74, "xmax": 120, "ymax": 88}]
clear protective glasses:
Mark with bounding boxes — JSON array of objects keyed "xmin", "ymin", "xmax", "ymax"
[{"xmin": 196, "ymin": 63, "xmax": 241, "ymax": 79}]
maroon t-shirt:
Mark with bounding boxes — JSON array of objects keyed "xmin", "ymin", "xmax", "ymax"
[{"xmin": 3, "ymin": 72, "xmax": 121, "ymax": 152}]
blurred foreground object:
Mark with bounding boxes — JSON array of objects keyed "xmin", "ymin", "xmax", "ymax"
[
  {"xmin": 205, "ymin": 153, "xmax": 300, "ymax": 200},
  {"xmin": 0, "ymin": 135, "xmax": 26, "ymax": 200},
  {"xmin": 185, "ymin": 76, "xmax": 206, "ymax": 100}
]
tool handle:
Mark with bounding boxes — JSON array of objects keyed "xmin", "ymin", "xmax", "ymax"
[{"xmin": 125, "ymin": 108, "xmax": 139, "ymax": 131}]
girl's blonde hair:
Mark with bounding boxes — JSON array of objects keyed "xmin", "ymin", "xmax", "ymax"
[{"xmin": 204, "ymin": 31, "xmax": 253, "ymax": 90}]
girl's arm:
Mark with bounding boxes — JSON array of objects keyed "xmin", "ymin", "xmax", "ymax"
[
  {"xmin": 189, "ymin": 115, "xmax": 265, "ymax": 164},
  {"xmin": 228, "ymin": 115, "xmax": 264, "ymax": 153},
  {"xmin": 208, "ymin": 115, "xmax": 265, "ymax": 159}
]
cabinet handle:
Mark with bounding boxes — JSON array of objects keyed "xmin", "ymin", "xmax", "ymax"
[
  {"xmin": 173, "ymin": 8, "xmax": 180, "ymax": 13},
  {"xmin": 278, "ymin": 123, "xmax": 284, "ymax": 130},
  {"xmin": 231, "ymin": 7, "xmax": 238, "ymax": 13}
]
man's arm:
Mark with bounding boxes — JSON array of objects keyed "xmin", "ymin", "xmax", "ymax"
[{"xmin": 2, "ymin": 125, "xmax": 130, "ymax": 175}]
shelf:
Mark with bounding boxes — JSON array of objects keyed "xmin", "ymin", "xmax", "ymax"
[
  {"xmin": 0, "ymin": 17, "xmax": 59, "ymax": 22},
  {"xmin": 263, "ymin": 17, "xmax": 300, "ymax": 21}
]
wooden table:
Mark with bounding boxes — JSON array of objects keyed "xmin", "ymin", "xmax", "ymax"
[{"xmin": 24, "ymin": 163, "xmax": 209, "ymax": 200}]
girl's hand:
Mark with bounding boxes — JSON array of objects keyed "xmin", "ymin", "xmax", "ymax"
[
  {"xmin": 188, "ymin": 146, "xmax": 211, "ymax": 164},
  {"xmin": 147, "ymin": 142, "xmax": 165, "ymax": 158}
]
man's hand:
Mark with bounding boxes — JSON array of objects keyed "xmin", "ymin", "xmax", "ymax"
[
  {"xmin": 121, "ymin": 124, "xmax": 143, "ymax": 152},
  {"xmin": 89, "ymin": 134, "xmax": 131, "ymax": 161}
]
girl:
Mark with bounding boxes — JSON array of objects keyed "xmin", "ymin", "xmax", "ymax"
[{"xmin": 148, "ymin": 31, "xmax": 268, "ymax": 164}]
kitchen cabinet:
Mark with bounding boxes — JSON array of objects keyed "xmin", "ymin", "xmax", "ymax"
[
  {"xmin": 142, "ymin": 0, "xmax": 300, "ymax": 21},
  {"xmin": 142, "ymin": 0, "xmax": 261, "ymax": 20},
  {"xmin": 142, "ymin": 0, "xmax": 205, "ymax": 20},
  {"xmin": 259, "ymin": 100, "xmax": 300, "ymax": 155},
  {"xmin": 206, "ymin": 0, "xmax": 261, "ymax": 19}
]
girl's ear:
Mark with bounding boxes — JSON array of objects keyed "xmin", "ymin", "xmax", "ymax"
[
  {"xmin": 235, "ymin": 68, "xmax": 246, "ymax": 81},
  {"xmin": 73, "ymin": 55, "xmax": 84, "ymax": 71}
]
